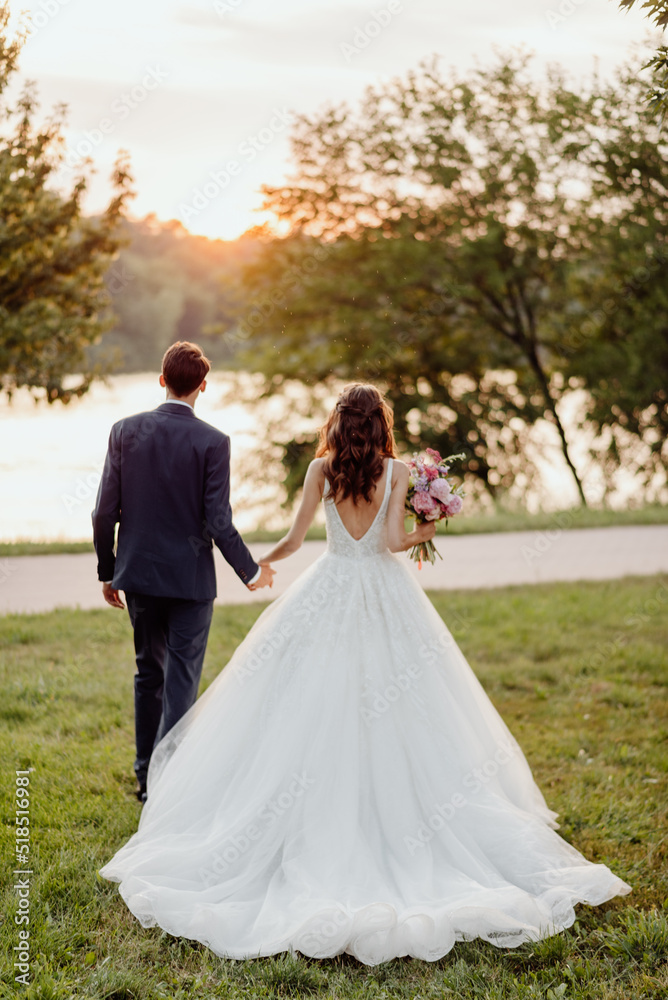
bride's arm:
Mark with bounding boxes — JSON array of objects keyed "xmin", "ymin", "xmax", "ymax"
[
  {"xmin": 386, "ymin": 461, "xmax": 436, "ymax": 553},
  {"xmin": 257, "ymin": 459, "xmax": 325, "ymax": 564}
]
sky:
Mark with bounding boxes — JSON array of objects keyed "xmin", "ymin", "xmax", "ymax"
[{"xmin": 8, "ymin": 0, "xmax": 657, "ymax": 240}]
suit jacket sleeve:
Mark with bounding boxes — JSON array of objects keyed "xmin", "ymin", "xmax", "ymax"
[
  {"xmin": 92, "ymin": 424, "xmax": 121, "ymax": 583},
  {"xmin": 204, "ymin": 435, "xmax": 259, "ymax": 584}
]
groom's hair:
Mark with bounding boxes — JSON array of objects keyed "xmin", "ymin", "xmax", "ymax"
[{"xmin": 162, "ymin": 341, "xmax": 211, "ymax": 397}]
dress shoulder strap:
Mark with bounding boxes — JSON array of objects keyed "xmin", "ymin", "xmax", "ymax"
[
  {"xmin": 383, "ymin": 458, "xmax": 394, "ymax": 503},
  {"xmin": 323, "ymin": 461, "xmax": 391, "ymax": 503}
]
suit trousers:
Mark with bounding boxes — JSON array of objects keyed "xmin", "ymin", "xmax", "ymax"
[{"xmin": 125, "ymin": 592, "xmax": 214, "ymax": 788}]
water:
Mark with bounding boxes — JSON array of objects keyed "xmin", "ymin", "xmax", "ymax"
[
  {"xmin": 0, "ymin": 372, "xmax": 637, "ymax": 542},
  {"xmin": 0, "ymin": 372, "xmax": 273, "ymax": 542}
]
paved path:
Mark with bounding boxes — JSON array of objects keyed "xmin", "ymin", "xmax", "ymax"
[{"xmin": 1, "ymin": 526, "xmax": 666, "ymax": 615}]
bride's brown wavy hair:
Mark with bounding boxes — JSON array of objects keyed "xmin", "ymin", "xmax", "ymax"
[{"xmin": 316, "ymin": 383, "xmax": 398, "ymax": 504}]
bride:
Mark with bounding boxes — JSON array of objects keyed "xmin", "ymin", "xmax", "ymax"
[{"xmin": 100, "ymin": 382, "xmax": 631, "ymax": 965}]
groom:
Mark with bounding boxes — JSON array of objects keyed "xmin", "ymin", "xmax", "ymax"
[{"xmin": 92, "ymin": 341, "xmax": 274, "ymax": 802}]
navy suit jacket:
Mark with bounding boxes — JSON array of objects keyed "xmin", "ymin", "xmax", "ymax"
[{"xmin": 92, "ymin": 402, "xmax": 259, "ymax": 600}]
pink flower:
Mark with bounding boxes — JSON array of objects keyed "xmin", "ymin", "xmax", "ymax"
[
  {"xmin": 411, "ymin": 492, "xmax": 439, "ymax": 518},
  {"xmin": 442, "ymin": 494, "xmax": 463, "ymax": 517},
  {"xmin": 424, "ymin": 466, "xmax": 439, "ymax": 481},
  {"xmin": 429, "ymin": 478, "xmax": 452, "ymax": 501},
  {"xmin": 425, "ymin": 447, "xmax": 442, "ymax": 463}
]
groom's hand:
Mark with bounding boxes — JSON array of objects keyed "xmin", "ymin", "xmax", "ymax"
[
  {"xmin": 247, "ymin": 564, "xmax": 275, "ymax": 591},
  {"xmin": 102, "ymin": 583, "xmax": 125, "ymax": 609}
]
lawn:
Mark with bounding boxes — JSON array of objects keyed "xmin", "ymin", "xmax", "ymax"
[
  {"xmin": 1, "ymin": 503, "xmax": 667, "ymax": 556},
  {"xmin": 1, "ymin": 576, "xmax": 667, "ymax": 999}
]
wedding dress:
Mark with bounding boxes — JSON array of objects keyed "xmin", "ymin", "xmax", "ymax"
[{"xmin": 100, "ymin": 458, "xmax": 631, "ymax": 965}]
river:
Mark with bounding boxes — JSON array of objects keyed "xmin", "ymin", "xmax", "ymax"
[
  {"xmin": 0, "ymin": 372, "xmax": 279, "ymax": 541},
  {"xmin": 0, "ymin": 372, "xmax": 632, "ymax": 542}
]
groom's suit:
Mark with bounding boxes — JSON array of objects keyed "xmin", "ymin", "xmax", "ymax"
[{"xmin": 92, "ymin": 400, "xmax": 259, "ymax": 791}]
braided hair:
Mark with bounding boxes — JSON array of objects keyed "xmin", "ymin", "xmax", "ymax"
[{"xmin": 316, "ymin": 383, "xmax": 397, "ymax": 504}]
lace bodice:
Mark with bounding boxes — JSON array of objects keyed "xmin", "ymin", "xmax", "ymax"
[{"xmin": 323, "ymin": 458, "xmax": 393, "ymax": 559}]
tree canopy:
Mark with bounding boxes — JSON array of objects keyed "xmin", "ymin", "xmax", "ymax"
[
  {"xmin": 0, "ymin": 5, "xmax": 133, "ymax": 403},
  {"xmin": 227, "ymin": 52, "xmax": 667, "ymax": 507},
  {"xmin": 617, "ymin": 0, "xmax": 668, "ymax": 117},
  {"xmin": 92, "ymin": 215, "xmax": 260, "ymax": 373}
]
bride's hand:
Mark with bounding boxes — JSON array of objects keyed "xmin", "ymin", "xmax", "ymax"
[
  {"xmin": 248, "ymin": 563, "xmax": 275, "ymax": 591},
  {"xmin": 413, "ymin": 520, "xmax": 437, "ymax": 543}
]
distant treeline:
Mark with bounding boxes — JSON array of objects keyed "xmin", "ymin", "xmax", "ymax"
[{"xmin": 91, "ymin": 215, "xmax": 257, "ymax": 373}]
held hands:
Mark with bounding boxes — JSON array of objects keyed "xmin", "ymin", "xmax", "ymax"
[
  {"xmin": 102, "ymin": 583, "xmax": 125, "ymax": 609},
  {"xmin": 247, "ymin": 562, "xmax": 276, "ymax": 591}
]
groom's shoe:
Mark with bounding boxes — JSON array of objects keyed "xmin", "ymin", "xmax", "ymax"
[{"xmin": 135, "ymin": 779, "xmax": 147, "ymax": 802}]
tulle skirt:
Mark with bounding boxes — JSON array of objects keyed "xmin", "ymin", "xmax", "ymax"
[{"xmin": 100, "ymin": 549, "xmax": 631, "ymax": 964}]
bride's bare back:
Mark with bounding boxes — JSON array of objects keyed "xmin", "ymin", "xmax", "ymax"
[
  {"xmin": 331, "ymin": 457, "xmax": 391, "ymax": 540},
  {"xmin": 256, "ymin": 453, "xmax": 432, "ymax": 565}
]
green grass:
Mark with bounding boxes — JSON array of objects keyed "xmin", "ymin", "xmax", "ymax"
[
  {"xmin": 432, "ymin": 502, "xmax": 668, "ymax": 536},
  {"xmin": 2, "ymin": 503, "xmax": 667, "ymax": 555},
  {"xmin": 0, "ymin": 540, "xmax": 96, "ymax": 556},
  {"xmin": 1, "ymin": 576, "xmax": 667, "ymax": 999}
]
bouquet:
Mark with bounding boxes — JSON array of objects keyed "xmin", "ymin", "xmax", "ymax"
[{"xmin": 405, "ymin": 448, "xmax": 465, "ymax": 567}]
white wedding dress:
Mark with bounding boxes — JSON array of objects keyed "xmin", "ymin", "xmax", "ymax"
[{"xmin": 101, "ymin": 458, "xmax": 631, "ymax": 965}]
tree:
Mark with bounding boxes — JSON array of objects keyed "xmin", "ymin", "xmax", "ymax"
[
  {"xmin": 0, "ymin": 5, "xmax": 133, "ymax": 403},
  {"xmin": 228, "ymin": 52, "xmax": 667, "ymax": 508},
  {"xmin": 618, "ymin": 1, "xmax": 668, "ymax": 118},
  {"xmin": 552, "ymin": 59, "xmax": 668, "ymax": 500},
  {"xmin": 92, "ymin": 216, "xmax": 262, "ymax": 373},
  {"xmin": 233, "ymin": 54, "xmax": 615, "ymax": 505},
  {"xmin": 619, "ymin": 0, "xmax": 668, "ymax": 29},
  {"xmin": 233, "ymin": 226, "xmax": 546, "ymax": 506}
]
